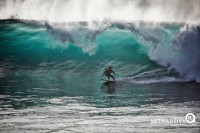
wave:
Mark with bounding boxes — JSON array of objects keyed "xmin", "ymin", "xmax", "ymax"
[{"xmin": 0, "ymin": 19, "xmax": 200, "ymax": 83}]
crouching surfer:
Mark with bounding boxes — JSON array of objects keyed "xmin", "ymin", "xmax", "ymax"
[{"xmin": 102, "ymin": 66, "xmax": 116, "ymax": 80}]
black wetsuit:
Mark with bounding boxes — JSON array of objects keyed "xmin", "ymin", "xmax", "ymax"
[{"xmin": 104, "ymin": 69, "xmax": 115, "ymax": 80}]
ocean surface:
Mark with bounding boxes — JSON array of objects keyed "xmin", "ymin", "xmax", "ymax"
[{"xmin": 0, "ymin": 19, "xmax": 200, "ymax": 132}]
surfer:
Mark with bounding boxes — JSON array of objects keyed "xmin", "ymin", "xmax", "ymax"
[{"xmin": 102, "ymin": 66, "xmax": 116, "ymax": 80}]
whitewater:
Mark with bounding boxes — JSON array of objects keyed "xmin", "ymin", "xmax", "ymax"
[{"xmin": 0, "ymin": 0, "xmax": 200, "ymax": 132}]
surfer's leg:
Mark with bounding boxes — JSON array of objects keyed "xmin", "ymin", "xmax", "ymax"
[{"xmin": 110, "ymin": 75, "xmax": 115, "ymax": 80}]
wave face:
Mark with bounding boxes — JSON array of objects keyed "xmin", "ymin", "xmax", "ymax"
[
  {"xmin": 0, "ymin": 20, "xmax": 200, "ymax": 83},
  {"xmin": 0, "ymin": 0, "xmax": 200, "ymax": 22}
]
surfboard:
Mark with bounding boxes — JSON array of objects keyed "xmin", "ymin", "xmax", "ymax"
[{"xmin": 102, "ymin": 80, "xmax": 116, "ymax": 86}]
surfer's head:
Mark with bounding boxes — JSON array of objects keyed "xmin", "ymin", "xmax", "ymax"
[{"xmin": 109, "ymin": 66, "xmax": 112, "ymax": 69}]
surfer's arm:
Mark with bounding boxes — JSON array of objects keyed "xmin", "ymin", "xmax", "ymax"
[
  {"xmin": 102, "ymin": 71, "xmax": 105, "ymax": 76},
  {"xmin": 111, "ymin": 70, "xmax": 116, "ymax": 75}
]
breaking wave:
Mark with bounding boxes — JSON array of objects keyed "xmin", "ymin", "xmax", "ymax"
[{"xmin": 0, "ymin": 19, "xmax": 200, "ymax": 83}]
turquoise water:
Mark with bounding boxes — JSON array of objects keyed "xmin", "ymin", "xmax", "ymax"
[{"xmin": 0, "ymin": 20, "xmax": 200, "ymax": 132}]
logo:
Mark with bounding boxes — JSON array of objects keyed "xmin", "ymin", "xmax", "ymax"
[
  {"xmin": 151, "ymin": 113, "xmax": 196, "ymax": 124},
  {"xmin": 185, "ymin": 113, "xmax": 195, "ymax": 123}
]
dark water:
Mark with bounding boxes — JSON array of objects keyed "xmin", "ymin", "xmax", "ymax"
[{"xmin": 1, "ymin": 79, "xmax": 200, "ymax": 132}]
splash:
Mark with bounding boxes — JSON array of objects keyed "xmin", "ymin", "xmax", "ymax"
[
  {"xmin": 149, "ymin": 24, "xmax": 200, "ymax": 82},
  {"xmin": 0, "ymin": 0, "xmax": 200, "ymax": 23}
]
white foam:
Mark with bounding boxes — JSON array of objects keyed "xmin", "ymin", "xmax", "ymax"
[{"xmin": 0, "ymin": 0, "xmax": 199, "ymax": 23}]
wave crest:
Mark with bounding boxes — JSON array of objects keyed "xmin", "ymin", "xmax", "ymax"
[{"xmin": 148, "ymin": 24, "xmax": 200, "ymax": 82}]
